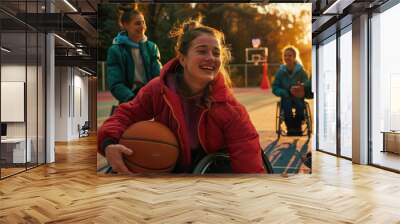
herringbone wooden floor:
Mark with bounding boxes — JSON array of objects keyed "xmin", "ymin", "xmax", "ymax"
[{"xmin": 1, "ymin": 135, "xmax": 400, "ymax": 223}]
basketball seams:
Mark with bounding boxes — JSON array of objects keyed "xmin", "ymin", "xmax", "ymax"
[
  {"xmin": 119, "ymin": 121, "xmax": 179, "ymax": 173},
  {"xmin": 119, "ymin": 137, "xmax": 179, "ymax": 148},
  {"xmin": 123, "ymin": 158, "xmax": 174, "ymax": 171}
]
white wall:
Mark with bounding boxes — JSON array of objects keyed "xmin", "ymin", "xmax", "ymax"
[
  {"xmin": 73, "ymin": 72, "xmax": 89, "ymax": 137},
  {"xmin": 54, "ymin": 67, "xmax": 89, "ymax": 141},
  {"xmin": 1, "ymin": 64, "xmax": 45, "ymax": 164},
  {"xmin": 55, "ymin": 66, "xmax": 69, "ymax": 141},
  {"xmin": 1, "ymin": 65, "xmax": 26, "ymax": 81},
  {"xmin": 1, "ymin": 65, "xmax": 25, "ymax": 142},
  {"xmin": 1, "ymin": 65, "xmax": 29, "ymax": 138}
]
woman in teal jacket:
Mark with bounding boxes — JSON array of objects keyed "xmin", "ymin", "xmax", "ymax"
[
  {"xmin": 107, "ymin": 7, "xmax": 162, "ymax": 104},
  {"xmin": 272, "ymin": 46, "xmax": 312, "ymax": 136}
]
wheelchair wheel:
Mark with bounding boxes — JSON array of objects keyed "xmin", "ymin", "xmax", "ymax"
[
  {"xmin": 276, "ymin": 101, "xmax": 287, "ymax": 138},
  {"xmin": 192, "ymin": 152, "xmax": 274, "ymax": 174},
  {"xmin": 192, "ymin": 153, "xmax": 232, "ymax": 174},
  {"xmin": 304, "ymin": 101, "xmax": 312, "ymax": 137},
  {"xmin": 262, "ymin": 151, "xmax": 274, "ymax": 174},
  {"xmin": 277, "ymin": 100, "xmax": 312, "ymax": 137},
  {"xmin": 275, "ymin": 102, "xmax": 281, "ymax": 137}
]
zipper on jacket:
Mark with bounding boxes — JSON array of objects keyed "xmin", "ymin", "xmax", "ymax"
[
  {"xmin": 163, "ymin": 95, "xmax": 186, "ymax": 160},
  {"xmin": 139, "ymin": 42, "xmax": 150, "ymax": 81},
  {"xmin": 164, "ymin": 92, "xmax": 210, "ymax": 162},
  {"xmin": 197, "ymin": 109, "xmax": 209, "ymax": 154}
]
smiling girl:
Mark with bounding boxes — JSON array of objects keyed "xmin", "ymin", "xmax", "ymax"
[
  {"xmin": 98, "ymin": 19, "xmax": 266, "ymax": 174},
  {"xmin": 106, "ymin": 6, "xmax": 162, "ymax": 105}
]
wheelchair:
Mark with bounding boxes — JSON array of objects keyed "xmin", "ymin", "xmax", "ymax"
[
  {"xmin": 78, "ymin": 121, "xmax": 90, "ymax": 138},
  {"xmin": 192, "ymin": 150, "xmax": 274, "ymax": 174},
  {"xmin": 275, "ymin": 100, "xmax": 312, "ymax": 138}
]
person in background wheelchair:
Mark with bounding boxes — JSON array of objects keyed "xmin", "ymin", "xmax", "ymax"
[{"xmin": 272, "ymin": 46, "xmax": 312, "ymax": 136}]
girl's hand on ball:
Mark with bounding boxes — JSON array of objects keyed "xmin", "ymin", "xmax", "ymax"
[
  {"xmin": 290, "ymin": 83, "xmax": 305, "ymax": 98},
  {"xmin": 105, "ymin": 144, "xmax": 134, "ymax": 175}
]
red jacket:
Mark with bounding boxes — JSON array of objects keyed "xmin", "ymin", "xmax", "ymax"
[{"xmin": 98, "ymin": 58, "xmax": 266, "ymax": 173}]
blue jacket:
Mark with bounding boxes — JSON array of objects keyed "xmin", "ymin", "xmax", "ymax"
[
  {"xmin": 106, "ymin": 31, "xmax": 162, "ymax": 103},
  {"xmin": 272, "ymin": 63, "xmax": 312, "ymax": 99}
]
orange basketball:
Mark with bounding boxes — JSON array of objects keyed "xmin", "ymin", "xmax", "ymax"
[{"xmin": 119, "ymin": 121, "xmax": 180, "ymax": 173}]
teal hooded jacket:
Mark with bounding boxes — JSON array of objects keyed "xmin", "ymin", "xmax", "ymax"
[
  {"xmin": 106, "ymin": 31, "xmax": 162, "ymax": 103},
  {"xmin": 272, "ymin": 63, "xmax": 313, "ymax": 99}
]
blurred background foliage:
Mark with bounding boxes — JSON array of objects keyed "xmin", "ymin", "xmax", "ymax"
[{"xmin": 98, "ymin": 3, "xmax": 312, "ymax": 87}]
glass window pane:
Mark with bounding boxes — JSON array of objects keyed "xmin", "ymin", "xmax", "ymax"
[
  {"xmin": 340, "ymin": 28, "xmax": 352, "ymax": 158},
  {"xmin": 318, "ymin": 36, "xmax": 337, "ymax": 154},
  {"xmin": 27, "ymin": 31, "xmax": 38, "ymax": 169},
  {"xmin": 371, "ymin": 4, "xmax": 400, "ymax": 171},
  {"xmin": 1, "ymin": 31, "xmax": 27, "ymax": 177},
  {"xmin": 1, "ymin": 0, "xmax": 46, "ymax": 179}
]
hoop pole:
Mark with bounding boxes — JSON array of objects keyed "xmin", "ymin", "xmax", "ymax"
[{"xmin": 245, "ymin": 64, "xmax": 248, "ymax": 87}]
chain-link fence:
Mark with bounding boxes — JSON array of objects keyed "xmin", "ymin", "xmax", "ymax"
[{"xmin": 227, "ymin": 63, "xmax": 281, "ymax": 88}]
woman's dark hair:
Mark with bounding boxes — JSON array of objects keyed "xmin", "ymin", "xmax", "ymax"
[{"xmin": 118, "ymin": 5, "xmax": 143, "ymax": 28}]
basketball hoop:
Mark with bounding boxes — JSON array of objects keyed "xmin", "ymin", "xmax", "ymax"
[
  {"xmin": 244, "ymin": 47, "xmax": 269, "ymax": 88},
  {"xmin": 246, "ymin": 48, "xmax": 268, "ymax": 65}
]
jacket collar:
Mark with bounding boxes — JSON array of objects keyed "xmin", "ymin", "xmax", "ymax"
[
  {"xmin": 159, "ymin": 58, "xmax": 231, "ymax": 103},
  {"xmin": 280, "ymin": 62, "xmax": 303, "ymax": 75},
  {"xmin": 112, "ymin": 31, "xmax": 148, "ymax": 48}
]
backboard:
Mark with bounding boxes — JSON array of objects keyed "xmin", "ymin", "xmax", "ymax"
[{"xmin": 246, "ymin": 47, "xmax": 268, "ymax": 65}]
